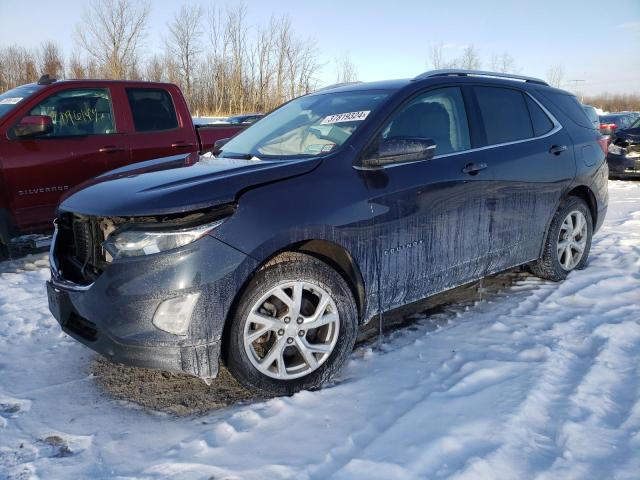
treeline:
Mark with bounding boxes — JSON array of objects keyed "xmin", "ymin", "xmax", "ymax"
[
  {"xmin": 1, "ymin": 1, "xmax": 637, "ymax": 115},
  {"xmin": 582, "ymin": 93, "xmax": 640, "ymax": 113},
  {"xmin": 0, "ymin": 0, "xmax": 327, "ymax": 116}
]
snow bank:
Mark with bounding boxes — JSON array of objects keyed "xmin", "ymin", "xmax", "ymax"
[{"xmin": 1, "ymin": 181, "xmax": 639, "ymax": 479}]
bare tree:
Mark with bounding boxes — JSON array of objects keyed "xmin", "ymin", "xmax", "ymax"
[
  {"xmin": 76, "ymin": 0, "xmax": 150, "ymax": 79},
  {"xmin": 335, "ymin": 52, "xmax": 358, "ymax": 83},
  {"xmin": 165, "ymin": 4, "xmax": 203, "ymax": 106},
  {"xmin": 583, "ymin": 92, "xmax": 640, "ymax": 112},
  {"xmin": 427, "ymin": 43, "xmax": 446, "ymax": 70},
  {"xmin": 490, "ymin": 51, "xmax": 516, "ymax": 73},
  {"xmin": 0, "ymin": 46, "xmax": 38, "ymax": 91},
  {"xmin": 457, "ymin": 45, "xmax": 481, "ymax": 70},
  {"xmin": 547, "ymin": 64, "xmax": 564, "ymax": 88},
  {"xmin": 38, "ymin": 41, "xmax": 64, "ymax": 78},
  {"xmin": 145, "ymin": 54, "xmax": 166, "ymax": 82}
]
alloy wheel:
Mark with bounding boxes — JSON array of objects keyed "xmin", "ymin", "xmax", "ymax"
[
  {"xmin": 243, "ymin": 281, "xmax": 340, "ymax": 380},
  {"xmin": 557, "ymin": 210, "xmax": 587, "ymax": 271}
]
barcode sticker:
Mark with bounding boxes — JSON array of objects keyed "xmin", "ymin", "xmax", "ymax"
[{"xmin": 321, "ymin": 111, "xmax": 370, "ymax": 125}]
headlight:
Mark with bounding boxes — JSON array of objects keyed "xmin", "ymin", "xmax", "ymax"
[
  {"xmin": 103, "ymin": 218, "xmax": 226, "ymax": 259},
  {"xmin": 608, "ymin": 143, "xmax": 625, "ymax": 155}
]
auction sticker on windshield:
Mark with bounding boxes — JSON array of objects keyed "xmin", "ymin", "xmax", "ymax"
[{"xmin": 321, "ymin": 110, "xmax": 370, "ymax": 125}]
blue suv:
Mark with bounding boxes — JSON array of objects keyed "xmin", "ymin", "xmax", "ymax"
[{"xmin": 48, "ymin": 70, "xmax": 609, "ymax": 396}]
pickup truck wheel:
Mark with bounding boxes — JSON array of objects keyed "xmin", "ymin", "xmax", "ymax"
[
  {"xmin": 226, "ymin": 252, "xmax": 357, "ymax": 396},
  {"xmin": 530, "ymin": 197, "xmax": 593, "ymax": 282}
]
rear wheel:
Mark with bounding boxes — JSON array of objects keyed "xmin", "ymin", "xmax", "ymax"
[
  {"xmin": 530, "ymin": 196, "xmax": 593, "ymax": 281},
  {"xmin": 226, "ymin": 252, "xmax": 358, "ymax": 396}
]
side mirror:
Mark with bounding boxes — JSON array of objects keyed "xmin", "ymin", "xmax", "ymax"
[
  {"xmin": 14, "ymin": 115, "xmax": 53, "ymax": 138},
  {"xmin": 213, "ymin": 137, "xmax": 230, "ymax": 155},
  {"xmin": 360, "ymin": 137, "xmax": 436, "ymax": 169}
]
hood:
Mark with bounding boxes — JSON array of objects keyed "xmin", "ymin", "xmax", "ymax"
[
  {"xmin": 613, "ymin": 127, "xmax": 640, "ymax": 145},
  {"xmin": 59, "ymin": 155, "xmax": 321, "ymax": 217}
]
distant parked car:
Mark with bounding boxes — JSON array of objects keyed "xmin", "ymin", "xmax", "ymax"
[
  {"xmin": 598, "ymin": 113, "xmax": 636, "ymax": 136},
  {"xmin": 582, "ymin": 105, "xmax": 600, "ymax": 129},
  {"xmin": 607, "ymin": 116, "xmax": 640, "ymax": 179},
  {"xmin": 227, "ymin": 113, "xmax": 264, "ymax": 125}
]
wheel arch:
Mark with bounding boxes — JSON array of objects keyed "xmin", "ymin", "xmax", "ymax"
[
  {"xmin": 566, "ymin": 185, "xmax": 598, "ymax": 227},
  {"xmin": 538, "ymin": 184, "xmax": 597, "ymax": 259},
  {"xmin": 220, "ymin": 239, "xmax": 367, "ymax": 364}
]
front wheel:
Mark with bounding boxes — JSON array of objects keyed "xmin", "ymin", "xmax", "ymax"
[
  {"xmin": 530, "ymin": 196, "xmax": 593, "ymax": 282},
  {"xmin": 226, "ymin": 252, "xmax": 358, "ymax": 396}
]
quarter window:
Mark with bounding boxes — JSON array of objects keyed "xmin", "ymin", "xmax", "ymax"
[
  {"xmin": 525, "ymin": 95, "xmax": 554, "ymax": 136},
  {"xmin": 26, "ymin": 88, "xmax": 115, "ymax": 137},
  {"xmin": 380, "ymin": 87, "xmax": 471, "ymax": 156},
  {"xmin": 474, "ymin": 86, "xmax": 533, "ymax": 145},
  {"xmin": 126, "ymin": 88, "xmax": 179, "ymax": 132}
]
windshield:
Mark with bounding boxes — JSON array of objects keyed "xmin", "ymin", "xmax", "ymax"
[
  {"xmin": 219, "ymin": 90, "xmax": 390, "ymax": 159},
  {"xmin": 631, "ymin": 117, "xmax": 640, "ymax": 129},
  {"xmin": 0, "ymin": 84, "xmax": 41, "ymax": 120}
]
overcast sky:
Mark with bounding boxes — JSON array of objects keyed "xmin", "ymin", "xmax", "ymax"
[{"xmin": 1, "ymin": 0, "xmax": 638, "ymax": 95}]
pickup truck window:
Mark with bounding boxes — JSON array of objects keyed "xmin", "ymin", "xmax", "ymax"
[
  {"xmin": 126, "ymin": 88, "xmax": 179, "ymax": 132},
  {"xmin": 219, "ymin": 91, "xmax": 389, "ymax": 159},
  {"xmin": 0, "ymin": 84, "xmax": 42, "ymax": 120},
  {"xmin": 25, "ymin": 88, "xmax": 115, "ymax": 137}
]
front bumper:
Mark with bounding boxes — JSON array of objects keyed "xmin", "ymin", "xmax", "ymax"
[
  {"xmin": 48, "ymin": 234, "xmax": 258, "ymax": 379},
  {"xmin": 607, "ymin": 153, "xmax": 640, "ymax": 178}
]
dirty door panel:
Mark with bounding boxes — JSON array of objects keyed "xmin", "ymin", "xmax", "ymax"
[
  {"xmin": 365, "ymin": 86, "xmax": 491, "ymax": 311},
  {"xmin": 367, "ymin": 154, "xmax": 491, "ymax": 310},
  {"xmin": 471, "ymin": 86, "xmax": 576, "ymax": 273}
]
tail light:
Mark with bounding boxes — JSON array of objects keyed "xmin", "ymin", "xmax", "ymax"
[
  {"xmin": 599, "ymin": 123, "xmax": 617, "ymax": 131},
  {"xmin": 597, "ymin": 136, "xmax": 608, "ymax": 155}
]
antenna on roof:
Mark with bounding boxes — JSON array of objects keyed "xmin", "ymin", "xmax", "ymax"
[{"xmin": 37, "ymin": 74, "xmax": 57, "ymax": 85}]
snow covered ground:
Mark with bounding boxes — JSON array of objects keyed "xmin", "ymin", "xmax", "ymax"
[{"xmin": 1, "ymin": 180, "xmax": 639, "ymax": 480}]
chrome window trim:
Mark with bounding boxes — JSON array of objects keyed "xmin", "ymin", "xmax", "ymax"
[
  {"xmin": 49, "ymin": 221, "xmax": 94, "ymax": 292},
  {"xmin": 354, "ymin": 91, "xmax": 562, "ymax": 171}
]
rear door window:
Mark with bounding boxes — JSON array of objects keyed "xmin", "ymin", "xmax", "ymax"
[
  {"xmin": 25, "ymin": 88, "xmax": 115, "ymax": 137},
  {"xmin": 474, "ymin": 86, "xmax": 533, "ymax": 145},
  {"xmin": 525, "ymin": 95, "xmax": 555, "ymax": 136},
  {"xmin": 126, "ymin": 88, "xmax": 179, "ymax": 132}
]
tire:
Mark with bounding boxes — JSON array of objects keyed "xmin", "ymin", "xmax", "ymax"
[
  {"xmin": 530, "ymin": 196, "xmax": 593, "ymax": 282},
  {"xmin": 0, "ymin": 241, "xmax": 8, "ymax": 262},
  {"xmin": 226, "ymin": 252, "xmax": 358, "ymax": 396}
]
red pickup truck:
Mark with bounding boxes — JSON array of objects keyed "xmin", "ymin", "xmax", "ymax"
[{"xmin": 0, "ymin": 77, "xmax": 245, "ymax": 258}]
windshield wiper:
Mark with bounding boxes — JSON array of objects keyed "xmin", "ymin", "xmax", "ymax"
[{"xmin": 222, "ymin": 153, "xmax": 257, "ymax": 160}]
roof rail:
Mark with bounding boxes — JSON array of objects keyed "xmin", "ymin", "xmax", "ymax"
[
  {"xmin": 414, "ymin": 69, "xmax": 548, "ymax": 86},
  {"xmin": 315, "ymin": 81, "xmax": 363, "ymax": 92}
]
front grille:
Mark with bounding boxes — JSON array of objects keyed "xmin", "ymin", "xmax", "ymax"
[
  {"xmin": 72, "ymin": 218, "xmax": 93, "ymax": 263},
  {"xmin": 54, "ymin": 214, "xmax": 107, "ymax": 285}
]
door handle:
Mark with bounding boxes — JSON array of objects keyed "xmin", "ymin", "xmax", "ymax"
[
  {"xmin": 462, "ymin": 162, "xmax": 488, "ymax": 175},
  {"xmin": 99, "ymin": 146, "xmax": 125, "ymax": 153},
  {"xmin": 171, "ymin": 142, "xmax": 196, "ymax": 149},
  {"xmin": 549, "ymin": 144, "xmax": 567, "ymax": 155}
]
